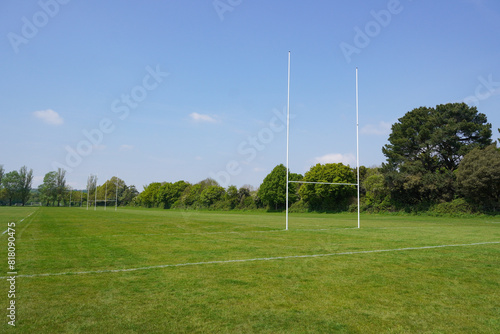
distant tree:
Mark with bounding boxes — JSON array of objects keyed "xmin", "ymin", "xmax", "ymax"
[
  {"xmin": 120, "ymin": 185, "xmax": 139, "ymax": 206},
  {"xmin": 137, "ymin": 182, "xmax": 162, "ymax": 208},
  {"xmin": 181, "ymin": 184, "xmax": 203, "ymax": 207},
  {"xmin": 96, "ymin": 177, "xmax": 126, "ymax": 206},
  {"xmin": 225, "ymin": 185, "xmax": 239, "ymax": 209},
  {"xmin": 18, "ymin": 166, "xmax": 34, "ymax": 206},
  {"xmin": 200, "ymin": 185, "xmax": 226, "ymax": 207},
  {"xmin": 0, "ymin": 165, "xmax": 4, "ymax": 188},
  {"xmin": 299, "ymin": 163, "xmax": 356, "ymax": 211},
  {"xmin": 39, "ymin": 171, "xmax": 57, "ymax": 206},
  {"xmin": 382, "ymin": 103, "xmax": 492, "ymax": 206},
  {"xmin": 199, "ymin": 178, "xmax": 219, "ymax": 188},
  {"xmin": 237, "ymin": 186, "xmax": 251, "ymax": 202},
  {"xmin": 0, "ymin": 165, "xmax": 5, "ymax": 205},
  {"xmin": 157, "ymin": 181, "xmax": 190, "ymax": 209},
  {"xmin": 2, "ymin": 171, "xmax": 21, "ymax": 206},
  {"xmin": 236, "ymin": 186, "xmax": 255, "ymax": 209},
  {"xmin": 68, "ymin": 189, "xmax": 85, "ymax": 207},
  {"xmin": 86, "ymin": 175, "xmax": 98, "ymax": 207},
  {"xmin": 55, "ymin": 168, "xmax": 67, "ymax": 206},
  {"xmin": 456, "ymin": 144, "xmax": 500, "ymax": 211},
  {"xmin": 179, "ymin": 178, "xmax": 221, "ymax": 208},
  {"xmin": 258, "ymin": 164, "xmax": 302, "ymax": 210},
  {"xmin": 362, "ymin": 168, "xmax": 390, "ymax": 210}
]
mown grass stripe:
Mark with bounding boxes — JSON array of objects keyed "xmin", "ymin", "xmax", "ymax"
[{"xmin": 4, "ymin": 241, "xmax": 498, "ymax": 279}]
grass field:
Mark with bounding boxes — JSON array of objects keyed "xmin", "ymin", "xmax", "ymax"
[{"xmin": 0, "ymin": 207, "xmax": 499, "ymax": 333}]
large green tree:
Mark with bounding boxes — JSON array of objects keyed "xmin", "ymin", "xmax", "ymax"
[
  {"xmin": 0, "ymin": 165, "xmax": 4, "ymax": 188},
  {"xmin": 39, "ymin": 171, "xmax": 57, "ymax": 206},
  {"xmin": 120, "ymin": 185, "xmax": 139, "ymax": 206},
  {"xmin": 156, "ymin": 180, "xmax": 190, "ymax": 209},
  {"xmin": 299, "ymin": 163, "xmax": 356, "ymax": 211},
  {"xmin": 456, "ymin": 144, "xmax": 500, "ymax": 211},
  {"xmin": 382, "ymin": 103, "xmax": 492, "ymax": 205},
  {"xmin": 18, "ymin": 166, "xmax": 34, "ymax": 206},
  {"xmin": 86, "ymin": 175, "xmax": 98, "ymax": 208},
  {"xmin": 137, "ymin": 182, "xmax": 162, "ymax": 208},
  {"xmin": 258, "ymin": 164, "xmax": 302, "ymax": 210},
  {"xmin": 200, "ymin": 185, "xmax": 226, "ymax": 207},
  {"xmin": 225, "ymin": 185, "xmax": 239, "ymax": 209},
  {"xmin": 55, "ymin": 168, "xmax": 67, "ymax": 206},
  {"xmin": 96, "ymin": 176, "xmax": 126, "ymax": 206},
  {"xmin": 2, "ymin": 171, "xmax": 21, "ymax": 206}
]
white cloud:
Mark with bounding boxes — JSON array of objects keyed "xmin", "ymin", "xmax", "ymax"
[
  {"xmin": 189, "ymin": 112, "xmax": 216, "ymax": 123},
  {"xmin": 33, "ymin": 109, "xmax": 64, "ymax": 125},
  {"xmin": 314, "ymin": 153, "xmax": 356, "ymax": 166},
  {"xmin": 361, "ymin": 121, "xmax": 391, "ymax": 136}
]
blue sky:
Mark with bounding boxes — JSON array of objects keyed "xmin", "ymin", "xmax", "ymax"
[{"xmin": 1, "ymin": 0, "xmax": 499, "ymax": 190}]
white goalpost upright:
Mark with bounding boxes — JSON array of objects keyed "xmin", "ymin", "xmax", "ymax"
[
  {"xmin": 285, "ymin": 52, "xmax": 360, "ymax": 230},
  {"xmin": 285, "ymin": 51, "xmax": 291, "ymax": 231},
  {"xmin": 86, "ymin": 175, "xmax": 119, "ymax": 211},
  {"xmin": 94, "ymin": 175, "xmax": 97, "ymax": 210}
]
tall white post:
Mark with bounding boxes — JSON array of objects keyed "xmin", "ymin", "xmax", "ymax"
[
  {"xmin": 94, "ymin": 175, "xmax": 97, "ymax": 211},
  {"xmin": 285, "ymin": 51, "xmax": 291, "ymax": 231},
  {"xmin": 86, "ymin": 176, "xmax": 89, "ymax": 210},
  {"xmin": 104, "ymin": 182, "xmax": 107, "ymax": 211},
  {"xmin": 356, "ymin": 68, "xmax": 360, "ymax": 229},
  {"xmin": 115, "ymin": 181, "xmax": 118, "ymax": 211}
]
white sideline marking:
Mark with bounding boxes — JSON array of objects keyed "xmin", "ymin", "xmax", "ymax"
[
  {"xmin": 2, "ymin": 211, "xmax": 36, "ymax": 235},
  {"xmin": 3, "ymin": 241, "xmax": 499, "ymax": 279},
  {"xmin": 27, "ymin": 229, "xmax": 285, "ymax": 241}
]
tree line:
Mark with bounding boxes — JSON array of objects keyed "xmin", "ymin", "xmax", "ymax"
[
  {"xmin": 134, "ymin": 103, "xmax": 500, "ymax": 214},
  {"xmin": 2, "ymin": 103, "xmax": 499, "ymax": 213},
  {"xmin": 0, "ymin": 167, "xmax": 138, "ymax": 207},
  {"xmin": 0, "ymin": 166, "xmax": 34, "ymax": 206}
]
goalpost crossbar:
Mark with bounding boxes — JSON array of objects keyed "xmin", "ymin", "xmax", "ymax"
[{"xmin": 289, "ymin": 181, "xmax": 358, "ymax": 186}]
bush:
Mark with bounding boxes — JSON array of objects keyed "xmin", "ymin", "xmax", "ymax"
[
  {"xmin": 430, "ymin": 198, "xmax": 476, "ymax": 215},
  {"xmin": 288, "ymin": 199, "xmax": 309, "ymax": 213}
]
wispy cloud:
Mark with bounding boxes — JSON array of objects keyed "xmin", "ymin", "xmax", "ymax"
[
  {"xmin": 189, "ymin": 112, "xmax": 217, "ymax": 123},
  {"xmin": 33, "ymin": 109, "xmax": 64, "ymax": 125},
  {"xmin": 314, "ymin": 153, "xmax": 356, "ymax": 166},
  {"xmin": 361, "ymin": 121, "xmax": 391, "ymax": 136}
]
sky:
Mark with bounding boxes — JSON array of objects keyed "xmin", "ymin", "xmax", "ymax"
[{"xmin": 1, "ymin": 0, "xmax": 499, "ymax": 191}]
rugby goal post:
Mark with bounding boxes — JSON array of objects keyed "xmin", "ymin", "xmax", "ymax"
[
  {"xmin": 285, "ymin": 52, "xmax": 360, "ymax": 230},
  {"xmin": 86, "ymin": 174, "xmax": 119, "ymax": 211}
]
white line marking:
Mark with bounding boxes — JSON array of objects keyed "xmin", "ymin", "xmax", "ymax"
[
  {"xmin": 1, "ymin": 210, "xmax": 36, "ymax": 235},
  {"xmin": 3, "ymin": 241, "xmax": 498, "ymax": 279}
]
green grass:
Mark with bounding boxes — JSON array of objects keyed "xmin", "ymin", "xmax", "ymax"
[{"xmin": 0, "ymin": 207, "xmax": 499, "ymax": 333}]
